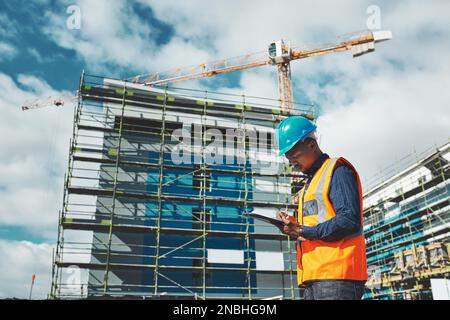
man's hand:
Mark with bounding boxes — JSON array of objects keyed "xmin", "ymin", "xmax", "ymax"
[{"xmin": 276, "ymin": 211, "xmax": 307, "ymax": 241}]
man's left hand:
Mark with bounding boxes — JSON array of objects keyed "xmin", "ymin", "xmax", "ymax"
[{"xmin": 282, "ymin": 222, "xmax": 307, "ymax": 241}]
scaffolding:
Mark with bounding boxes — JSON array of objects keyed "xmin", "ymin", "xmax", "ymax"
[
  {"xmin": 50, "ymin": 72, "xmax": 316, "ymax": 299},
  {"xmin": 363, "ymin": 141, "xmax": 450, "ymax": 299}
]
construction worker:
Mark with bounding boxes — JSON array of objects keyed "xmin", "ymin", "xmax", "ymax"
[{"xmin": 275, "ymin": 116, "xmax": 368, "ymax": 300}]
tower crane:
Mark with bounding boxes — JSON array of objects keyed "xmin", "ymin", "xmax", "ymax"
[
  {"xmin": 21, "ymin": 30, "xmax": 392, "ymax": 112},
  {"xmin": 21, "ymin": 93, "xmax": 77, "ymax": 111}
]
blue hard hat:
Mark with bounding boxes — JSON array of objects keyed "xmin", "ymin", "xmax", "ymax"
[{"xmin": 276, "ymin": 116, "xmax": 317, "ymax": 156}]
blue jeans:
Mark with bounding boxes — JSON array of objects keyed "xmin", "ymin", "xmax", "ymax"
[{"xmin": 303, "ymin": 280, "xmax": 366, "ymax": 300}]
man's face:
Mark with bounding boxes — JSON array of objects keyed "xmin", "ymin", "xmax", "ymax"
[{"xmin": 284, "ymin": 139, "xmax": 317, "ymax": 173}]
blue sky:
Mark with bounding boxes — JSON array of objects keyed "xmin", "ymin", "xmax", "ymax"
[
  {"xmin": 1, "ymin": 1, "xmax": 80, "ymax": 89},
  {"xmin": 0, "ymin": 1, "xmax": 175, "ymax": 90},
  {"xmin": 0, "ymin": 0, "xmax": 449, "ymax": 298}
]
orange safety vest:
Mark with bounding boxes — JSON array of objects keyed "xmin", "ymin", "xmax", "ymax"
[{"xmin": 296, "ymin": 157, "xmax": 368, "ymax": 285}]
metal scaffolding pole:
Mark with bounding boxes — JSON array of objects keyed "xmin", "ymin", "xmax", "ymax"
[{"xmin": 102, "ymin": 81, "xmax": 127, "ymax": 293}]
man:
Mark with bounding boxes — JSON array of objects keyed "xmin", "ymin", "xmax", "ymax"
[{"xmin": 275, "ymin": 116, "xmax": 368, "ymax": 300}]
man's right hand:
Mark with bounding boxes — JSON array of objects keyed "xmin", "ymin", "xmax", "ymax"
[{"xmin": 276, "ymin": 211, "xmax": 292, "ymax": 225}]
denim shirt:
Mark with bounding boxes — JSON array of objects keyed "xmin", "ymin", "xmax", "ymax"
[{"xmin": 300, "ymin": 153, "xmax": 362, "ymax": 242}]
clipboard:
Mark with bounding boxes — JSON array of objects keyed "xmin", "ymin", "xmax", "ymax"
[{"xmin": 243, "ymin": 211, "xmax": 285, "ymax": 228}]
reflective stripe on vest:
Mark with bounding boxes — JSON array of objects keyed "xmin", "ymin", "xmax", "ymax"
[{"xmin": 296, "ymin": 157, "xmax": 368, "ymax": 285}]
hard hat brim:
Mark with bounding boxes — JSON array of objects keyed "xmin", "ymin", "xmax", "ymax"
[{"xmin": 277, "ymin": 126, "xmax": 316, "ymax": 156}]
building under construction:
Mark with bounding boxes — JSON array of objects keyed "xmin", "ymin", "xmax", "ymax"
[
  {"xmin": 50, "ymin": 72, "xmax": 449, "ymax": 300},
  {"xmin": 50, "ymin": 73, "xmax": 316, "ymax": 299},
  {"xmin": 363, "ymin": 142, "xmax": 450, "ymax": 299}
]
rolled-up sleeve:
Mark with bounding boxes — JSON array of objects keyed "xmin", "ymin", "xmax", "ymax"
[{"xmin": 302, "ymin": 164, "xmax": 362, "ymax": 242}]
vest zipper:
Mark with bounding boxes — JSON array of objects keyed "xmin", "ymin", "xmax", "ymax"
[{"xmin": 299, "ymin": 178, "xmax": 309, "ymax": 286}]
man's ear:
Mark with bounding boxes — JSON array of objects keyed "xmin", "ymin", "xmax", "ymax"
[{"xmin": 307, "ymin": 139, "xmax": 316, "ymax": 151}]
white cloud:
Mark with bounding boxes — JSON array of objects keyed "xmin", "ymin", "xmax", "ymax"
[
  {"xmin": 0, "ymin": 73, "xmax": 74, "ymax": 237},
  {"xmin": 0, "ymin": 12, "xmax": 19, "ymax": 39},
  {"xmin": 141, "ymin": 0, "xmax": 367, "ymax": 55},
  {"xmin": 27, "ymin": 48, "xmax": 49, "ymax": 64},
  {"xmin": 42, "ymin": 0, "xmax": 151, "ymax": 73},
  {"xmin": 317, "ymin": 67, "xmax": 450, "ymax": 190},
  {"xmin": 0, "ymin": 42, "xmax": 18, "ymax": 61},
  {"xmin": 41, "ymin": 0, "xmax": 212, "ymax": 75},
  {"xmin": 0, "ymin": 240, "xmax": 54, "ymax": 299}
]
